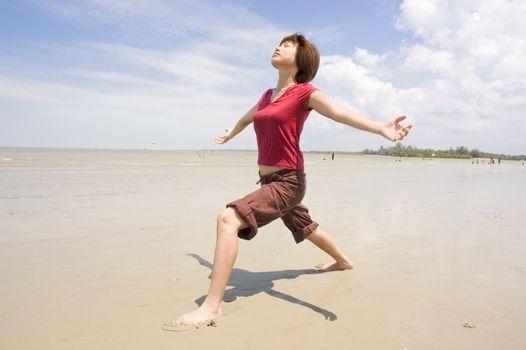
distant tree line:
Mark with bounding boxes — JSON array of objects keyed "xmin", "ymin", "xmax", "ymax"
[{"xmin": 361, "ymin": 143, "xmax": 526, "ymax": 161}]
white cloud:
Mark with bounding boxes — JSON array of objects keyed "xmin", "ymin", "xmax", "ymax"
[
  {"xmin": 307, "ymin": 0, "xmax": 526, "ymax": 153},
  {"xmin": 396, "ymin": 0, "xmax": 526, "ymax": 152},
  {"xmin": 29, "ymin": 0, "xmax": 284, "ymax": 53},
  {"xmin": 315, "ymin": 55, "xmax": 424, "ymax": 127},
  {"xmin": 353, "ymin": 47, "xmax": 391, "ymax": 67},
  {"xmin": 86, "ymin": 43, "xmax": 265, "ymax": 88}
]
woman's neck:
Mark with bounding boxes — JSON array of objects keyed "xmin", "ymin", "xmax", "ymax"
[{"xmin": 276, "ymin": 70, "xmax": 296, "ymax": 91}]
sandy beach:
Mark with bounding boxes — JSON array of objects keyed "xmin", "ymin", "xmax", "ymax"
[{"xmin": 1, "ymin": 147, "xmax": 525, "ymax": 349}]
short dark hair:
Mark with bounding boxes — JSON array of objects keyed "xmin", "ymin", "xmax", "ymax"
[{"xmin": 280, "ymin": 33, "xmax": 320, "ymax": 83}]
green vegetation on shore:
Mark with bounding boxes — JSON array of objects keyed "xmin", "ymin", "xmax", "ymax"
[{"xmin": 360, "ymin": 143, "xmax": 526, "ymax": 160}]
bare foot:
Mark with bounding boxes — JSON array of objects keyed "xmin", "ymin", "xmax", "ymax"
[
  {"xmin": 315, "ymin": 260, "xmax": 354, "ymax": 272},
  {"xmin": 163, "ymin": 306, "xmax": 222, "ymax": 331}
]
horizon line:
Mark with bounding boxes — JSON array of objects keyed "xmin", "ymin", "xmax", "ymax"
[{"xmin": 1, "ymin": 145, "xmax": 525, "ymax": 157}]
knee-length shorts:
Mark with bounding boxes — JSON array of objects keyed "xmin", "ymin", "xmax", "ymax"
[{"xmin": 226, "ymin": 169, "xmax": 319, "ymax": 244}]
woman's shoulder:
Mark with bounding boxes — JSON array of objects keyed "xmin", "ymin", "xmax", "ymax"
[
  {"xmin": 257, "ymin": 88, "xmax": 273, "ymax": 104},
  {"xmin": 294, "ymin": 82, "xmax": 318, "ymax": 92},
  {"xmin": 291, "ymin": 83, "xmax": 318, "ymax": 102}
]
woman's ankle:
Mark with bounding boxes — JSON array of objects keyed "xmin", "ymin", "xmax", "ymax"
[{"xmin": 200, "ymin": 299, "xmax": 222, "ymax": 314}]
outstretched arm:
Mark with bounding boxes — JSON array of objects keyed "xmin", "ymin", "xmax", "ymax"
[
  {"xmin": 215, "ymin": 102, "xmax": 258, "ymax": 144},
  {"xmin": 308, "ymin": 91, "xmax": 412, "ymax": 142}
]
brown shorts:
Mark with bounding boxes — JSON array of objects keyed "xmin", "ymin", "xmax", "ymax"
[{"xmin": 226, "ymin": 169, "xmax": 319, "ymax": 244}]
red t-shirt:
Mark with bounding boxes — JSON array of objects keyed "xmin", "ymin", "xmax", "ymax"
[{"xmin": 253, "ymin": 83, "xmax": 318, "ymax": 170}]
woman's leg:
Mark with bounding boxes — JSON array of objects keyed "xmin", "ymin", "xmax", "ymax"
[
  {"xmin": 280, "ymin": 203, "xmax": 353, "ymax": 272},
  {"xmin": 306, "ymin": 227, "xmax": 354, "ymax": 271},
  {"xmin": 170, "ymin": 207, "xmax": 247, "ymax": 326}
]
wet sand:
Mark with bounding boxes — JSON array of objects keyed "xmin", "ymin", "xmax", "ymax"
[{"xmin": 1, "ymin": 148, "xmax": 525, "ymax": 349}]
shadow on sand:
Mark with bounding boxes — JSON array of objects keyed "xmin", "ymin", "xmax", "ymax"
[{"xmin": 187, "ymin": 253, "xmax": 338, "ymax": 321}]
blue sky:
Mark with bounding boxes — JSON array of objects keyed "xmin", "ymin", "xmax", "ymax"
[
  {"xmin": 1, "ymin": 0, "xmax": 525, "ymax": 154},
  {"xmin": 246, "ymin": 0, "xmax": 410, "ymax": 53}
]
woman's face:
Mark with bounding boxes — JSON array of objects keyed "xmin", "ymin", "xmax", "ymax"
[{"xmin": 271, "ymin": 41, "xmax": 297, "ymax": 69}]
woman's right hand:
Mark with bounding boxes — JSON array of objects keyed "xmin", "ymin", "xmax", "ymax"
[{"xmin": 215, "ymin": 129, "xmax": 232, "ymax": 144}]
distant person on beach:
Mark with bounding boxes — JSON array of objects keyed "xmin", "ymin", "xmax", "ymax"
[{"xmin": 165, "ymin": 33, "xmax": 412, "ymax": 330}]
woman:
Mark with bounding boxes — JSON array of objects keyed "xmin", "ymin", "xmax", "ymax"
[{"xmin": 165, "ymin": 33, "xmax": 412, "ymax": 330}]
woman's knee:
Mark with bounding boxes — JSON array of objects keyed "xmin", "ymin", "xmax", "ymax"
[{"xmin": 217, "ymin": 207, "xmax": 242, "ymax": 231}]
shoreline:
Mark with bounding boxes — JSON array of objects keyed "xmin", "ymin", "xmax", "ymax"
[{"xmin": 2, "ymin": 146, "xmax": 525, "ymax": 161}]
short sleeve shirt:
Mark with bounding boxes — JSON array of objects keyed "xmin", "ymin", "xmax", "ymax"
[{"xmin": 253, "ymin": 83, "xmax": 318, "ymax": 170}]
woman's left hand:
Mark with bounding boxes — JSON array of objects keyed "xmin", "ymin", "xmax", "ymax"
[{"xmin": 380, "ymin": 115, "xmax": 413, "ymax": 142}]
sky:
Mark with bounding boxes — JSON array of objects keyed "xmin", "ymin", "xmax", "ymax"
[{"xmin": 1, "ymin": 0, "xmax": 525, "ymax": 154}]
